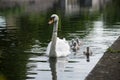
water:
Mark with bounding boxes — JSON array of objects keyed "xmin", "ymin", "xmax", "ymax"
[{"xmin": 0, "ymin": 0, "xmax": 120, "ymax": 80}]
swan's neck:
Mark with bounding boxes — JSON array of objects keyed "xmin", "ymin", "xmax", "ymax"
[
  {"xmin": 50, "ymin": 21, "xmax": 58, "ymax": 57},
  {"xmin": 52, "ymin": 21, "xmax": 58, "ymax": 39}
]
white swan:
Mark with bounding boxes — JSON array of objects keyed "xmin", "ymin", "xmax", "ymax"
[{"xmin": 46, "ymin": 14, "xmax": 71, "ymax": 57}]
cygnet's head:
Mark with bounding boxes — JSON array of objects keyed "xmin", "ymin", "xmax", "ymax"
[
  {"xmin": 48, "ymin": 14, "xmax": 59, "ymax": 24},
  {"xmin": 76, "ymin": 38, "xmax": 79, "ymax": 43}
]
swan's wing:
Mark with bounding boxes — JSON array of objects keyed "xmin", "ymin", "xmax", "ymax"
[
  {"xmin": 56, "ymin": 38, "xmax": 71, "ymax": 57},
  {"xmin": 46, "ymin": 38, "xmax": 71, "ymax": 57}
]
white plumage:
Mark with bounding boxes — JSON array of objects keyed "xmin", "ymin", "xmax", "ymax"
[
  {"xmin": 46, "ymin": 14, "xmax": 71, "ymax": 57},
  {"xmin": 46, "ymin": 37, "xmax": 71, "ymax": 57}
]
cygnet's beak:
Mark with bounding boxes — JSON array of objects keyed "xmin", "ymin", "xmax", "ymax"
[{"xmin": 48, "ymin": 18, "xmax": 54, "ymax": 25}]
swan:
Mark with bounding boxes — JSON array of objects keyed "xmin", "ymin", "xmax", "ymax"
[
  {"xmin": 46, "ymin": 14, "xmax": 71, "ymax": 57},
  {"xmin": 83, "ymin": 47, "xmax": 92, "ymax": 62},
  {"xmin": 70, "ymin": 38, "xmax": 81, "ymax": 52}
]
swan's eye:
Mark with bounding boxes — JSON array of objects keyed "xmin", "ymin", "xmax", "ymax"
[
  {"xmin": 49, "ymin": 16, "xmax": 55, "ymax": 21},
  {"xmin": 48, "ymin": 16, "xmax": 56, "ymax": 24}
]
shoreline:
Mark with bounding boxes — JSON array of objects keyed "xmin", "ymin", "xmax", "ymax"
[{"xmin": 85, "ymin": 36, "xmax": 120, "ymax": 80}]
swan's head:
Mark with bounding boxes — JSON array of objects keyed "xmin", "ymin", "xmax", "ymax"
[{"xmin": 48, "ymin": 14, "xmax": 59, "ymax": 24}]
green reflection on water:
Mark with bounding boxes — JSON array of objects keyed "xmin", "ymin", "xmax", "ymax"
[
  {"xmin": 0, "ymin": 1, "xmax": 102, "ymax": 79},
  {"xmin": 103, "ymin": 0, "xmax": 120, "ymax": 25},
  {"xmin": 0, "ymin": 48, "xmax": 28, "ymax": 80},
  {"xmin": 0, "ymin": 0, "xmax": 120, "ymax": 80}
]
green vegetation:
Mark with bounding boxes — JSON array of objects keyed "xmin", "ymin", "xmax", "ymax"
[{"xmin": 107, "ymin": 48, "xmax": 120, "ymax": 53}]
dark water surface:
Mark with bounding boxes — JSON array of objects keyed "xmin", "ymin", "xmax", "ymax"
[{"xmin": 0, "ymin": 0, "xmax": 120, "ymax": 80}]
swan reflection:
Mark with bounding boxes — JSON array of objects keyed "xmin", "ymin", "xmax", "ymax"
[{"xmin": 49, "ymin": 57, "xmax": 68, "ymax": 80}]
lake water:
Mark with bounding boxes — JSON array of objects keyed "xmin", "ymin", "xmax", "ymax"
[{"xmin": 0, "ymin": 0, "xmax": 120, "ymax": 80}]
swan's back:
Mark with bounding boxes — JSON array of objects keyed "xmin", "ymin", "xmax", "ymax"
[{"xmin": 46, "ymin": 37, "xmax": 71, "ymax": 57}]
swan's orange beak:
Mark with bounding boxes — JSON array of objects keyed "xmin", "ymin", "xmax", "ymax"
[{"xmin": 48, "ymin": 19, "xmax": 54, "ymax": 24}]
